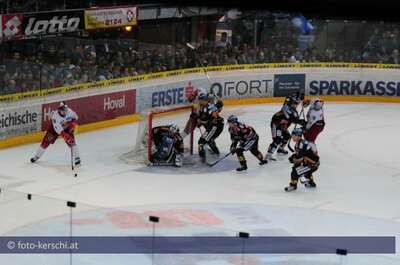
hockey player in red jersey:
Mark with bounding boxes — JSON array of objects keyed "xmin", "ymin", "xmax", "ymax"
[
  {"xmin": 227, "ymin": 115, "xmax": 268, "ymax": 171},
  {"xmin": 285, "ymin": 128, "xmax": 319, "ymax": 192},
  {"xmin": 30, "ymin": 101, "xmax": 81, "ymax": 166},
  {"xmin": 181, "ymin": 88, "xmax": 207, "ymax": 138},
  {"xmin": 302, "ymin": 98, "xmax": 325, "ymax": 144}
]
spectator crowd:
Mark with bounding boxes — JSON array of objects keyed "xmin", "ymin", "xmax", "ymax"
[{"xmin": 1, "ymin": 22, "xmax": 400, "ymax": 95}]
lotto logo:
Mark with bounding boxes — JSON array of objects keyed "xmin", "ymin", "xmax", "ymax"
[{"xmin": 2, "ymin": 14, "xmax": 23, "ymax": 37}]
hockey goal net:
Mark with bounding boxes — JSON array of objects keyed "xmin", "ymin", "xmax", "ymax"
[{"xmin": 121, "ymin": 105, "xmax": 195, "ymax": 165}]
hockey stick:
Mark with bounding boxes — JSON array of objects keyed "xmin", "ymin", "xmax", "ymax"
[
  {"xmin": 70, "ymin": 148, "xmax": 77, "ymax": 177},
  {"xmin": 208, "ymin": 152, "xmax": 232, "ymax": 167},
  {"xmin": 186, "ymin": 43, "xmax": 213, "ymax": 86}
]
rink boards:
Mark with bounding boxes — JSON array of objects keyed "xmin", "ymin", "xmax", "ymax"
[{"xmin": 1, "ymin": 64, "xmax": 400, "ymax": 148}]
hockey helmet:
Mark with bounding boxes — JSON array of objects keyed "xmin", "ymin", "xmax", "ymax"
[
  {"xmin": 291, "ymin": 128, "xmax": 303, "ymax": 137},
  {"xmin": 58, "ymin": 101, "xmax": 68, "ymax": 116},
  {"xmin": 58, "ymin": 101, "xmax": 67, "ymax": 109},
  {"xmin": 198, "ymin": 92, "xmax": 208, "ymax": 101},
  {"xmin": 285, "ymin": 95, "xmax": 300, "ymax": 106},
  {"xmin": 227, "ymin": 115, "xmax": 239, "ymax": 124},
  {"xmin": 312, "ymin": 98, "xmax": 324, "ymax": 110}
]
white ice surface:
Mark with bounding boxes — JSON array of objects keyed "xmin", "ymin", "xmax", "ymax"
[{"xmin": 0, "ymin": 103, "xmax": 399, "ymax": 265}]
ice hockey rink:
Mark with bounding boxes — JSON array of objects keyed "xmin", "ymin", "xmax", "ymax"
[{"xmin": 0, "ymin": 102, "xmax": 399, "ymax": 264}]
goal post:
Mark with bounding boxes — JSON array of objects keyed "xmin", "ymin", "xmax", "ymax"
[
  {"xmin": 122, "ymin": 104, "xmax": 195, "ymax": 165},
  {"xmin": 146, "ymin": 105, "xmax": 195, "ymax": 162}
]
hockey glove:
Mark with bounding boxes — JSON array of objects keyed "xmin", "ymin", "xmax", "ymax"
[
  {"xmin": 230, "ymin": 147, "xmax": 236, "ymax": 154},
  {"xmin": 61, "ymin": 131, "xmax": 75, "ymax": 146},
  {"xmin": 230, "ymin": 143, "xmax": 237, "ymax": 154},
  {"xmin": 302, "ymin": 99, "xmax": 311, "ymax": 107},
  {"xmin": 298, "ymin": 119, "xmax": 307, "ymax": 127},
  {"xmin": 66, "ymin": 120, "xmax": 78, "ymax": 134},
  {"xmin": 289, "ymin": 154, "xmax": 303, "ymax": 164}
]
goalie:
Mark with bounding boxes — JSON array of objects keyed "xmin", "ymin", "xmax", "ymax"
[{"xmin": 151, "ymin": 124, "xmax": 184, "ymax": 167}]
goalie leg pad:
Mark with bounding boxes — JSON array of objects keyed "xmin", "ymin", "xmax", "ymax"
[{"xmin": 174, "ymin": 153, "xmax": 183, "ymax": 167}]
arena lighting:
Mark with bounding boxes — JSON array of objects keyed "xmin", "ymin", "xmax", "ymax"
[{"xmin": 124, "ymin": 25, "xmax": 133, "ymax": 32}]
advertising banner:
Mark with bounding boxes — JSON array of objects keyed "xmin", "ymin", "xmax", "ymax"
[
  {"xmin": 84, "ymin": 6, "xmax": 137, "ymax": 30},
  {"xmin": 137, "ymin": 79, "xmax": 208, "ymax": 111},
  {"xmin": 0, "ymin": 105, "xmax": 42, "ymax": 139},
  {"xmin": 0, "ymin": 10, "xmax": 84, "ymax": 39},
  {"xmin": 1, "ymin": 14, "xmax": 24, "ymax": 39},
  {"xmin": 23, "ymin": 10, "xmax": 84, "ymax": 38},
  {"xmin": 306, "ymin": 72, "xmax": 400, "ymax": 96},
  {"xmin": 274, "ymin": 74, "xmax": 306, "ymax": 97},
  {"xmin": 42, "ymin": 90, "xmax": 136, "ymax": 130},
  {"xmin": 209, "ymin": 75, "xmax": 274, "ymax": 100}
]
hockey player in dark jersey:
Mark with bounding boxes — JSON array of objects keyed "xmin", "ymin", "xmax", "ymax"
[
  {"xmin": 207, "ymin": 90, "xmax": 224, "ymax": 113},
  {"xmin": 151, "ymin": 124, "xmax": 184, "ymax": 167},
  {"xmin": 266, "ymin": 95, "xmax": 306, "ymax": 160},
  {"xmin": 197, "ymin": 103, "xmax": 224, "ymax": 162},
  {"xmin": 227, "ymin": 115, "xmax": 268, "ymax": 171},
  {"xmin": 285, "ymin": 128, "xmax": 319, "ymax": 191}
]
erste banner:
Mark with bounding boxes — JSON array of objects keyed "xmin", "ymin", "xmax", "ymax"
[{"xmin": 84, "ymin": 6, "xmax": 137, "ymax": 30}]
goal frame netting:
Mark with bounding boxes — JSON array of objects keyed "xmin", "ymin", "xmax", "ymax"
[
  {"xmin": 145, "ymin": 105, "xmax": 195, "ymax": 162},
  {"xmin": 123, "ymin": 104, "xmax": 195, "ymax": 165}
]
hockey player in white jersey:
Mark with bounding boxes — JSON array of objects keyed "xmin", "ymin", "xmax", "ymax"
[
  {"xmin": 30, "ymin": 101, "xmax": 81, "ymax": 166},
  {"xmin": 302, "ymin": 98, "xmax": 325, "ymax": 144}
]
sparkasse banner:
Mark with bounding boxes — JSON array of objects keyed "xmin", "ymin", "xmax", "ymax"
[
  {"xmin": 41, "ymin": 90, "xmax": 136, "ymax": 130},
  {"xmin": 85, "ymin": 6, "xmax": 137, "ymax": 30},
  {"xmin": 306, "ymin": 71, "xmax": 400, "ymax": 96},
  {"xmin": 0, "ymin": 105, "xmax": 41, "ymax": 139}
]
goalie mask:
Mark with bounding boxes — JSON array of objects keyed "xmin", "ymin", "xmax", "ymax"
[{"xmin": 170, "ymin": 124, "xmax": 179, "ymax": 134}]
